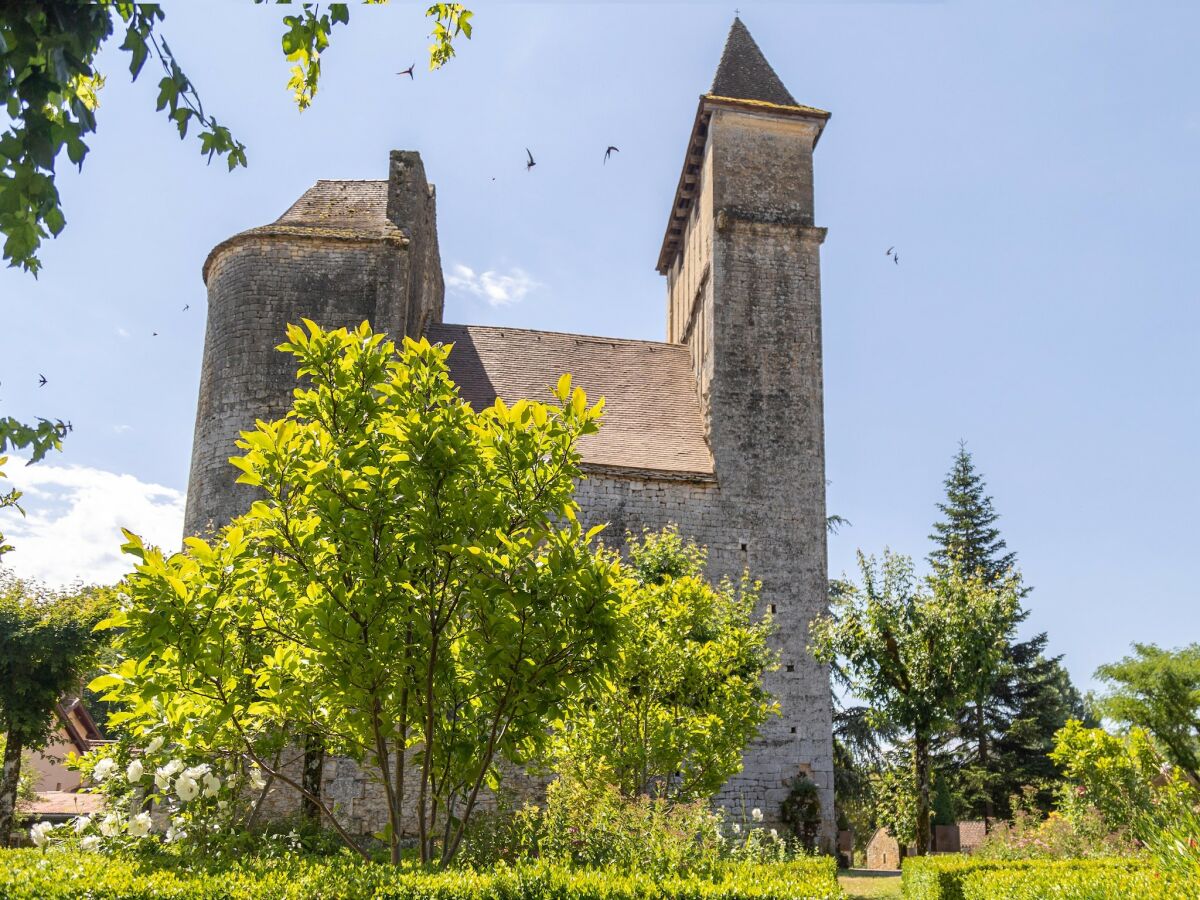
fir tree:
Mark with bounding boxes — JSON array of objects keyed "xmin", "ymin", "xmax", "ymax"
[{"xmin": 928, "ymin": 443, "xmax": 1085, "ymax": 824}]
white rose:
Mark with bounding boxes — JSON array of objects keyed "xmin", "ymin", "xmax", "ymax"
[
  {"xmin": 165, "ymin": 825, "xmax": 187, "ymax": 844},
  {"xmin": 731, "ymin": 822, "xmax": 741, "ymax": 835},
  {"xmin": 155, "ymin": 759, "xmax": 183, "ymax": 792},
  {"xmin": 73, "ymin": 815, "xmax": 91, "ymax": 835},
  {"xmin": 126, "ymin": 759, "xmax": 144, "ymax": 783},
  {"xmin": 202, "ymin": 772, "xmax": 221, "ymax": 798},
  {"xmin": 92, "ymin": 758, "xmax": 117, "ymax": 782},
  {"xmin": 145, "ymin": 736, "xmax": 165, "ymax": 755},
  {"xmin": 29, "ymin": 821, "xmax": 54, "ymax": 848},
  {"xmin": 175, "ymin": 774, "xmax": 200, "ymax": 802},
  {"xmin": 183, "ymin": 763, "xmax": 210, "ymax": 780},
  {"xmin": 80, "ymin": 835, "xmax": 102, "ymax": 852},
  {"xmin": 249, "ymin": 768, "xmax": 267, "ymax": 791},
  {"xmin": 770, "ymin": 828, "xmax": 779, "ymax": 839},
  {"xmin": 751, "ymin": 807, "xmax": 763, "ymax": 823},
  {"xmin": 99, "ymin": 814, "xmax": 122, "ymax": 837},
  {"xmin": 127, "ymin": 812, "xmax": 152, "ymax": 837}
]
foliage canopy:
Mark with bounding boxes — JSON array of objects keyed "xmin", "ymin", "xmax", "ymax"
[
  {"xmin": 93, "ymin": 321, "xmax": 620, "ymax": 866},
  {"xmin": 554, "ymin": 527, "xmax": 777, "ymax": 801},
  {"xmin": 810, "ymin": 549, "xmax": 1020, "ymax": 854},
  {"xmin": 0, "ymin": 572, "xmax": 108, "ymax": 842}
]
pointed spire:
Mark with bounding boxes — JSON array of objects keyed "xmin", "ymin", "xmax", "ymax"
[{"xmin": 709, "ymin": 17, "xmax": 797, "ymax": 107}]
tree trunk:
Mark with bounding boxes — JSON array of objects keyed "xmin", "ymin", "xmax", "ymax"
[
  {"xmin": 913, "ymin": 732, "xmax": 931, "ymax": 856},
  {"xmin": 301, "ymin": 732, "xmax": 325, "ymax": 821},
  {"xmin": 0, "ymin": 732, "xmax": 24, "ymax": 847},
  {"xmin": 976, "ymin": 702, "xmax": 994, "ymax": 829}
]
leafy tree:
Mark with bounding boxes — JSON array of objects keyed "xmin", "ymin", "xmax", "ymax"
[
  {"xmin": 810, "ymin": 550, "xmax": 1020, "ymax": 854},
  {"xmin": 93, "ymin": 321, "xmax": 621, "ymax": 866},
  {"xmin": 0, "ymin": 1, "xmax": 473, "ymax": 274},
  {"xmin": 1094, "ymin": 643, "xmax": 1200, "ymax": 783},
  {"xmin": 929, "ymin": 444, "xmax": 1086, "ymax": 822},
  {"xmin": 1050, "ymin": 719, "xmax": 1167, "ymax": 833},
  {"xmin": 554, "ymin": 526, "xmax": 777, "ymax": 801},
  {"xmin": 0, "ymin": 572, "xmax": 108, "ymax": 844}
]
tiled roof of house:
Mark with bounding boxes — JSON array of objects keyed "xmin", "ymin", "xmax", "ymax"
[
  {"xmin": 710, "ymin": 18, "xmax": 798, "ymax": 108},
  {"xmin": 426, "ymin": 323, "xmax": 715, "ymax": 479}
]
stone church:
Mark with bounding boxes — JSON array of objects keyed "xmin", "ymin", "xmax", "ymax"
[{"xmin": 185, "ymin": 19, "xmax": 835, "ymax": 845}]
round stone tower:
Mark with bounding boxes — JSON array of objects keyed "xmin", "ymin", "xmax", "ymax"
[{"xmin": 184, "ymin": 151, "xmax": 444, "ymax": 536}]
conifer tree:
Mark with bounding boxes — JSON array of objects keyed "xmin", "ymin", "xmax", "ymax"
[{"xmin": 928, "ymin": 443, "xmax": 1086, "ymax": 824}]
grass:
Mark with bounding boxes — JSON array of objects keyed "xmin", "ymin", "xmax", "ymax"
[{"xmin": 838, "ymin": 868, "xmax": 902, "ymax": 900}]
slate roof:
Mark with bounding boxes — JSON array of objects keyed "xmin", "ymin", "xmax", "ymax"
[
  {"xmin": 710, "ymin": 18, "xmax": 797, "ymax": 108},
  {"xmin": 426, "ymin": 323, "xmax": 715, "ymax": 479},
  {"xmin": 275, "ymin": 180, "xmax": 396, "ymax": 236},
  {"xmin": 202, "ymin": 180, "xmax": 402, "ymax": 282}
]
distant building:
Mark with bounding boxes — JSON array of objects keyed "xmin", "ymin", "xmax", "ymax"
[
  {"xmin": 24, "ymin": 697, "xmax": 103, "ymax": 793},
  {"xmin": 865, "ymin": 821, "xmax": 990, "ymax": 869}
]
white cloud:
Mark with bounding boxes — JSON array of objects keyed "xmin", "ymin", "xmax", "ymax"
[
  {"xmin": 116, "ymin": 327, "xmax": 131, "ymax": 339},
  {"xmin": 445, "ymin": 264, "xmax": 540, "ymax": 307},
  {"xmin": 0, "ymin": 458, "xmax": 184, "ymax": 588},
  {"xmin": 112, "ymin": 424, "xmax": 133, "ymax": 435}
]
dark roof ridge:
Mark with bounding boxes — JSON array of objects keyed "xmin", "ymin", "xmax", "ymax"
[{"xmin": 431, "ymin": 322, "xmax": 684, "ymax": 352}]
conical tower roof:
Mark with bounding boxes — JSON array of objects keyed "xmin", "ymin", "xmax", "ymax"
[{"xmin": 709, "ymin": 17, "xmax": 797, "ymax": 107}]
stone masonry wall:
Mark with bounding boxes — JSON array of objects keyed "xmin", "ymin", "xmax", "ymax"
[{"xmin": 184, "ymin": 238, "xmax": 394, "ymax": 536}]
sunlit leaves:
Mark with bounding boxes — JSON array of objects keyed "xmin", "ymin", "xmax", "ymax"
[
  {"xmin": 426, "ymin": 3, "xmax": 473, "ymax": 70},
  {"xmin": 0, "ymin": 415, "xmax": 68, "ymax": 560},
  {"xmin": 555, "ymin": 527, "xmax": 777, "ymax": 802},
  {"xmin": 97, "ymin": 321, "xmax": 615, "ymax": 865}
]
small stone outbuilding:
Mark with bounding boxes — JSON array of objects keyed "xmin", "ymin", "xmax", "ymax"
[{"xmin": 865, "ymin": 821, "xmax": 991, "ymax": 869}]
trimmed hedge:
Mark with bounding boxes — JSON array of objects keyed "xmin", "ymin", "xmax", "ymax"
[
  {"xmin": 0, "ymin": 851, "xmax": 842, "ymax": 900},
  {"xmin": 901, "ymin": 856, "xmax": 1150, "ymax": 900},
  {"xmin": 961, "ymin": 864, "xmax": 1200, "ymax": 900}
]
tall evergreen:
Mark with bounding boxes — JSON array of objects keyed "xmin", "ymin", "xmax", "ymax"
[{"xmin": 928, "ymin": 444, "xmax": 1085, "ymax": 824}]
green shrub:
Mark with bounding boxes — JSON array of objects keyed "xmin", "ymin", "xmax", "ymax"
[
  {"xmin": 458, "ymin": 771, "xmax": 799, "ymax": 876},
  {"xmin": 901, "ymin": 856, "xmax": 1148, "ymax": 900},
  {"xmin": 0, "ymin": 850, "xmax": 842, "ymax": 900},
  {"xmin": 961, "ymin": 864, "xmax": 1199, "ymax": 900}
]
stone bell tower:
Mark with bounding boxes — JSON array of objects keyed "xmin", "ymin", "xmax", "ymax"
[{"xmin": 657, "ymin": 18, "xmax": 835, "ymax": 846}]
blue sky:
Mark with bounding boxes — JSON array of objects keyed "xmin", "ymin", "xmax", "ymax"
[{"xmin": 0, "ymin": 2, "xmax": 1197, "ymax": 692}]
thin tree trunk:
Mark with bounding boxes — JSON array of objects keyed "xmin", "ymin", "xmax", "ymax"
[
  {"xmin": 914, "ymin": 732, "xmax": 931, "ymax": 856},
  {"xmin": 976, "ymin": 702, "xmax": 994, "ymax": 830},
  {"xmin": 0, "ymin": 732, "xmax": 23, "ymax": 846},
  {"xmin": 301, "ymin": 732, "xmax": 325, "ymax": 821},
  {"xmin": 418, "ymin": 648, "xmax": 437, "ymax": 865}
]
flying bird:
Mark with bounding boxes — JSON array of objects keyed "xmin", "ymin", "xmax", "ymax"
[
  {"xmin": 604, "ymin": 145, "xmax": 619, "ymax": 164},
  {"xmin": 38, "ymin": 373, "xmax": 47, "ymax": 387},
  {"xmin": 397, "ymin": 64, "xmax": 415, "ymax": 79},
  {"xmin": 886, "ymin": 246, "xmax": 899, "ymax": 265},
  {"xmin": 182, "ymin": 304, "xmax": 189, "ymax": 312},
  {"xmin": 152, "ymin": 331, "xmax": 158, "ymax": 337},
  {"xmin": 525, "ymin": 148, "xmax": 536, "ymax": 171},
  {"xmin": 886, "ymin": 246, "xmax": 894, "ymax": 256}
]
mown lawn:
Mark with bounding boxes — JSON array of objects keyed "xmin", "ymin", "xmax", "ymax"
[{"xmin": 838, "ymin": 869, "xmax": 902, "ymax": 900}]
